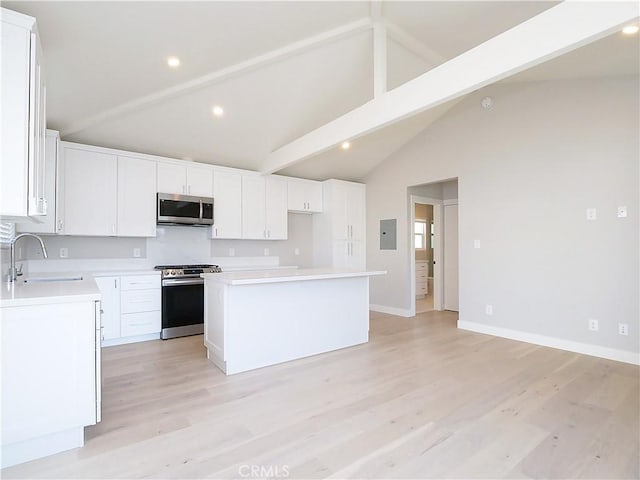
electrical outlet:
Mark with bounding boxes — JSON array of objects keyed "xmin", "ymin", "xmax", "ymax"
[
  {"xmin": 133, "ymin": 248, "xmax": 141, "ymax": 258},
  {"xmin": 485, "ymin": 304, "xmax": 493, "ymax": 316},
  {"xmin": 619, "ymin": 323, "xmax": 629, "ymax": 336},
  {"xmin": 59, "ymin": 247, "xmax": 68, "ymax": 258},
  {"xmin": 617, "ymin": 206, "xmax": 627, "ymax": 218},
  {"xmin": 588, "ymin": 319, "xmax": 599, "ymax": 331},
  {"xmin": 264, "ymin": 248, "xmax": 269, "ymax": 256},
  {"xmin": 229, "ymin": 248, "xmax": 235, "ymax": 257},
  {"xmin": 474, "ymin": 239, "xmax": 481, "ymax": 249},
  {"xmin": 294, "ymin": 248, "xmax": 300, "ymax": 256},
  {"xmin": 586, "ymin": 208, "xmax": 597, "ymax": 221}
]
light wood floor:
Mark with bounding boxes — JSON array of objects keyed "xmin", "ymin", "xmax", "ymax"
[{"xmin": 3, "ymin": 310, "xmax": 639, "ymax": 479}]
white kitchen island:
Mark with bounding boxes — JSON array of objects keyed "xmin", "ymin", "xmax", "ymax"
[{"xmin": 203, "ymin": 268, "xmax": 385, "ymax": 375}]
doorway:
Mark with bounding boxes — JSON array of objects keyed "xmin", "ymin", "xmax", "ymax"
[
  {"xmin": 408, "ymin": 179, "xmax": 459, "ymax": 317},
  {"xmin": 414, "ymin": 202, "xmax": 435, "ymax": 313}
]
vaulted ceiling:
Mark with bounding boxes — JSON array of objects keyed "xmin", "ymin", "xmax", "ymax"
[{"xmin": 5, "ymin": 1, "xmax": 639, "ymax": 181}]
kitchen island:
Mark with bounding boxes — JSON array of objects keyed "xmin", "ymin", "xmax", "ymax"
[{"xmin": 202, "ymin": 268, "xmax": 385, "ymax": 375}]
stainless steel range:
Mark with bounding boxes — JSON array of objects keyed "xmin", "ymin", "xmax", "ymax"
[{"xmin": 155, "ymin": 264, "xmax": 222, "ymax": 339}]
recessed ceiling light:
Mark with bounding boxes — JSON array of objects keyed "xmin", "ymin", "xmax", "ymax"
[
  {"xmin": 622, "ymin": 24, "xmax": 639, "ymax": 35},
  {"xmin": 167, "ymin": 56, "xmax": 181, "ymax": 68},
  {"xmin": 212, "ymin": 105, "xmax": 224, "ymax": 117},
  {"xmin": 341, "ymin": 141, "xmax": 351, "ymax": 150}
]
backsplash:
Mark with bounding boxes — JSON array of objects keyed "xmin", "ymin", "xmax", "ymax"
[{"xmin": 16, "ymin": 213, "xmax": 313, "ymax": 274}]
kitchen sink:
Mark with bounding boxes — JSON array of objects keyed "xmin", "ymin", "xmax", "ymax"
[{"xmin": 23, "ymin": 276, "xmax": 84, "ymax": 283}]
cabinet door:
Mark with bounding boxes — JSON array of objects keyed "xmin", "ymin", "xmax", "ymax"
[
  {"xmin": 346, "ymin": 184, "xmax": 365, "ymax": 241},
  {"xmin": 186, "ymin": 166, "xmax": 213, "ymax": 197},
  {"xmin": 95, "ymin": 276, "xmax": 121, "ymax": 340},
  {"xmin": 307, "ymin": 181, "xmax": 323, "ymax": 213},
  {"xmin": 157, "ymin": 163, "xmax": 186, "ymax": 194},
  {"xmin": 287, "ymin": 178, "xmax": 307, "ymax": 212},
  {"xmin": 117, "ymin": 156, "xmax": 157, "ymax": 237},
  {"xmin": 62, "ymin": 147, "xmax": 117, "ymax": 236},
  {"xmin": 0, "ymin": 21, "xmax": 30, "ymax": 217},
  {"xmin": 212, "ymin": 169, "xmax": 242, "ymax": 239},
  {"xmin": 349, "ymin": 241, "xmax": 365, "ymax": 269},
  {"xmin": 241, "ymin": 175, "xmax": 266, "ymax": 239},
  {"xmin": 332, "ymin": 240, "xmax": 350, "ymax": 268},
  {"xmin": 28, "ymin": 46, "xmax": 46, "ymax": 216},
  {"xmin": 265, "ymin": 176, "xmax": 287, "ymax": 240},
  {"xmin": 330, "ymin": 182, "xmax": 350, "ymax": 240}
]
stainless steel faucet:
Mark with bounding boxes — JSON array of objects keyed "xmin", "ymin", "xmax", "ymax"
[{"xmin": 7, "ymin": 233, "xmax": 48, "ymax": 283}]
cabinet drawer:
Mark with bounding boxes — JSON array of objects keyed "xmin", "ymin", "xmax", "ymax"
[
  {"xmin": 120, "ymin": 275, "xmax": 159, "ymax": 291},
  {"xmin": 416, "ymin": 263, "xmax": 428, "ymax": 271},
  {"xmin": 121, "ymin": 311, "xmax": 160, "ymax": 337},
  {"xmin": 417, "ymin": 282, "xmax": 428, "ymax": 294},
  {"xmin": 416, "ymin": 273, "xmax": 428, "ymax": 281},
  {"xmin": 121, "ymin": 289, "xmax": 160, "ymax": 314}
]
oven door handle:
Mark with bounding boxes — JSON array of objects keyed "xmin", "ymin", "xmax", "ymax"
[{"xmin": 162, "ymin": 278, "xmax": 204, "ymax": 286}]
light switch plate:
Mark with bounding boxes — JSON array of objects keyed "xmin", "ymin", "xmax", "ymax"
[
  {"xmin": 133, "ymin": 248, "xmax": 141, "ymax": 258},
  {"xmin": 59, "ymin": 247, "xmax": 68, "ymax": 258},
  {"xmin": 294, "ymin": 248, "xmax": 300, "ymax": 256},
  {"xmin": 586, "ymin": 208, "xmax": 597, "ymax": 221},
  {"xmin": 474, "ymin": 239, "xmax": 481, "ymax": 249}
]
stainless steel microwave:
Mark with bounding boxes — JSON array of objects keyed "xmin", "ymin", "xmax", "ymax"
[{"xmin": 157, "ymin": 193, "xmax": 214, "ymax": 226}]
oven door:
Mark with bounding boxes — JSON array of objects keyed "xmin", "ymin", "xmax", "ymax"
[{"xmin": 161, "ymin": 278, "xmax": 205, "ymax": 339}]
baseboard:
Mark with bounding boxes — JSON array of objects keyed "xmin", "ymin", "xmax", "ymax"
[
  {"xmin": 457, "ymin": 320, "xmax": 639, "ymax": 366},
  {"xmin": 369, "ymin": 304, "xmax": 412, "ymax": 317},
  {"xmin": 102, "ymin": 333, "xmax": 160, "ymax": 347}
]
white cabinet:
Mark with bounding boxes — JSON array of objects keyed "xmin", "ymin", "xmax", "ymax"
[
  {"xmin": 95, "ymin": 276, "xmax": 121, "ymax": 340},
  {"xmin": 60, "ymin": 144, "xmax": 118, "ymax": 236},
  {"xmin": 17, "ymin": 130, "xmax": 60, "ymax": 234},
  {"xmin": 0, "ymin": 9, "xmax": 47, "ymax": 219},
  {"xmin": 241, "ymin": 175, "xmax": 288, "ymax": 240},
  {"xmin": 265, "ymin": 176, "xmax": 288, "ymax": 239},
  {"xmin": 95, "ymin": 274, "xmax": 161, "ymax": 346},
  {"xmin": 157, "ymin": 162, "xmax": 213, "ymax": 197},
  {"xmin": 117, "ymin": 156, "xmax": 157, "ymax": 237},
  {"xmin": 287, "ymin": 177, "xmax": 323, "ymax": 213},
  {"xmin": 313, "ymin": 179, "xmax": 366, "ymax": 269},
  {"xmin": 211, "ymin": 169, "xmax": 242, "ymax": 239},
  {"xmin": 415, "ymin": 261, "xmax": 428, "ymax": 297},
  {"xmin": 59, "ymin": 144, "xmax": 156, "ymax": 237},
  {"xmin": 1, "ymin": 300, "xmax": 100, "ymax": 468}
]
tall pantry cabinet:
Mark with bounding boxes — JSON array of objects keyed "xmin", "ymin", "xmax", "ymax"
[{"xmin": 312, "ymin": 179, "xmax": 366, "ymax": 269}]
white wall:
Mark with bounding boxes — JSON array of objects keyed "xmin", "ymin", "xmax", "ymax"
[{"xmin": 365, "ymin": 76, "xmax": 639, "ymax": 356}]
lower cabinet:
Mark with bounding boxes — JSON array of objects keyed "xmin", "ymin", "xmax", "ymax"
[
  {"xmin": 415, "ymin": 261, "xmax": 428, "ymax": 297},
  {"xmin": 1, "ymin": 299, "xmax": 100, "ymax": 468},
  {"xmin": 95, "ymin": 273, "xmax": 161, "ymax": 346}
]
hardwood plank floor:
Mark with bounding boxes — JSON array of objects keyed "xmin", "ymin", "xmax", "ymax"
[{"xmin": 3, "ymin": 310, "xmax": 638, "ymax": 479}]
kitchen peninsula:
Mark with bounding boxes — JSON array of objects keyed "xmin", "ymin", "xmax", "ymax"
[{"xmin": 203, "ymin": 268, "xmax": 385, "ymax": 375}]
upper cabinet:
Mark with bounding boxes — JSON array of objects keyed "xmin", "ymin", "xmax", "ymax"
[
  {"xmin": 241, "ymin": 174, "xmax": 288, "ymax": 240},
  {"xmin": 211, "ymin": 169, "xmax": 242, "ymax": 239},
  {"xmin": 60, "ymin": 144, "xmax": 118, "ymax": 236},
  {"xmin": 58, "ymin": 143, "xmax": 156, "ymax": 237},
  {"xmin": 157, "ymin": 162, "xmax": 213, "ymax": 197},
  {"xmin": 287, "ymin": 178, "xmax": 323, "ymax": 213},
  {"xmin": 0, "ymin": 9, "xmax": 47, "ymax": 219},
  {"xmin": 117, "ymin": 156, "xmax": 156, "ymax": 237}
]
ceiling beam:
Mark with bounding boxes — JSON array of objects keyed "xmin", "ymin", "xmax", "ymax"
[
  {"xmin": 371, "ymin": 2, "xmax": 387, "ymax": 97},
  {"xmin": 61, "ymin": 17, "xmax": 373, "ymax": 137},
  {"xmin": 261, "ymin": 1, "xmax": 639, "ymax": 175},
  {"xmin": 385, "ymin": 21, "xmax": 446, "ymax": 68}
]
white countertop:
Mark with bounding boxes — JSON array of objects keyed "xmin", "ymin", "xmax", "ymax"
[
  {"xmin": 1, "ymin": 274, "xmax": 101, "ymax": 308},
  {"xmin": 90, "ymin": 270, "xmax": 160, "ymax": 277},
  {"xmin": 202, "ymin": 268, "xmax": 386, "ymax": 285}
]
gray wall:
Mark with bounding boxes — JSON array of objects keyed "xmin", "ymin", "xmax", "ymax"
[{"xmin": 365, "ymin": 76, "xmax": 639, "ymax": 354}]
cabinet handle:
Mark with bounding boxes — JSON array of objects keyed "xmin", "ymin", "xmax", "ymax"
[
  {"xmin": 114, "ymin": 279, "xmax": 117, "ymax": 289},
  {"xmin": 112, "ymin": 225, "xmax": 116, "ymax": 234},
  {"xmin": 57, "ymin": 219, "xmax": 63, "ymax": 231}
]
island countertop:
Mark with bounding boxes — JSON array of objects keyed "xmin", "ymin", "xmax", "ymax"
[{"xmin": 202, "ymin": 268, "xmax": 386, "ymax": 285}]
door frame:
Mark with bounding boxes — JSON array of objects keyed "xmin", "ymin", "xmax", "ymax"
[{"xmin": 409, "ymin": 195, "xmax": 443, "ymax": 317}]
